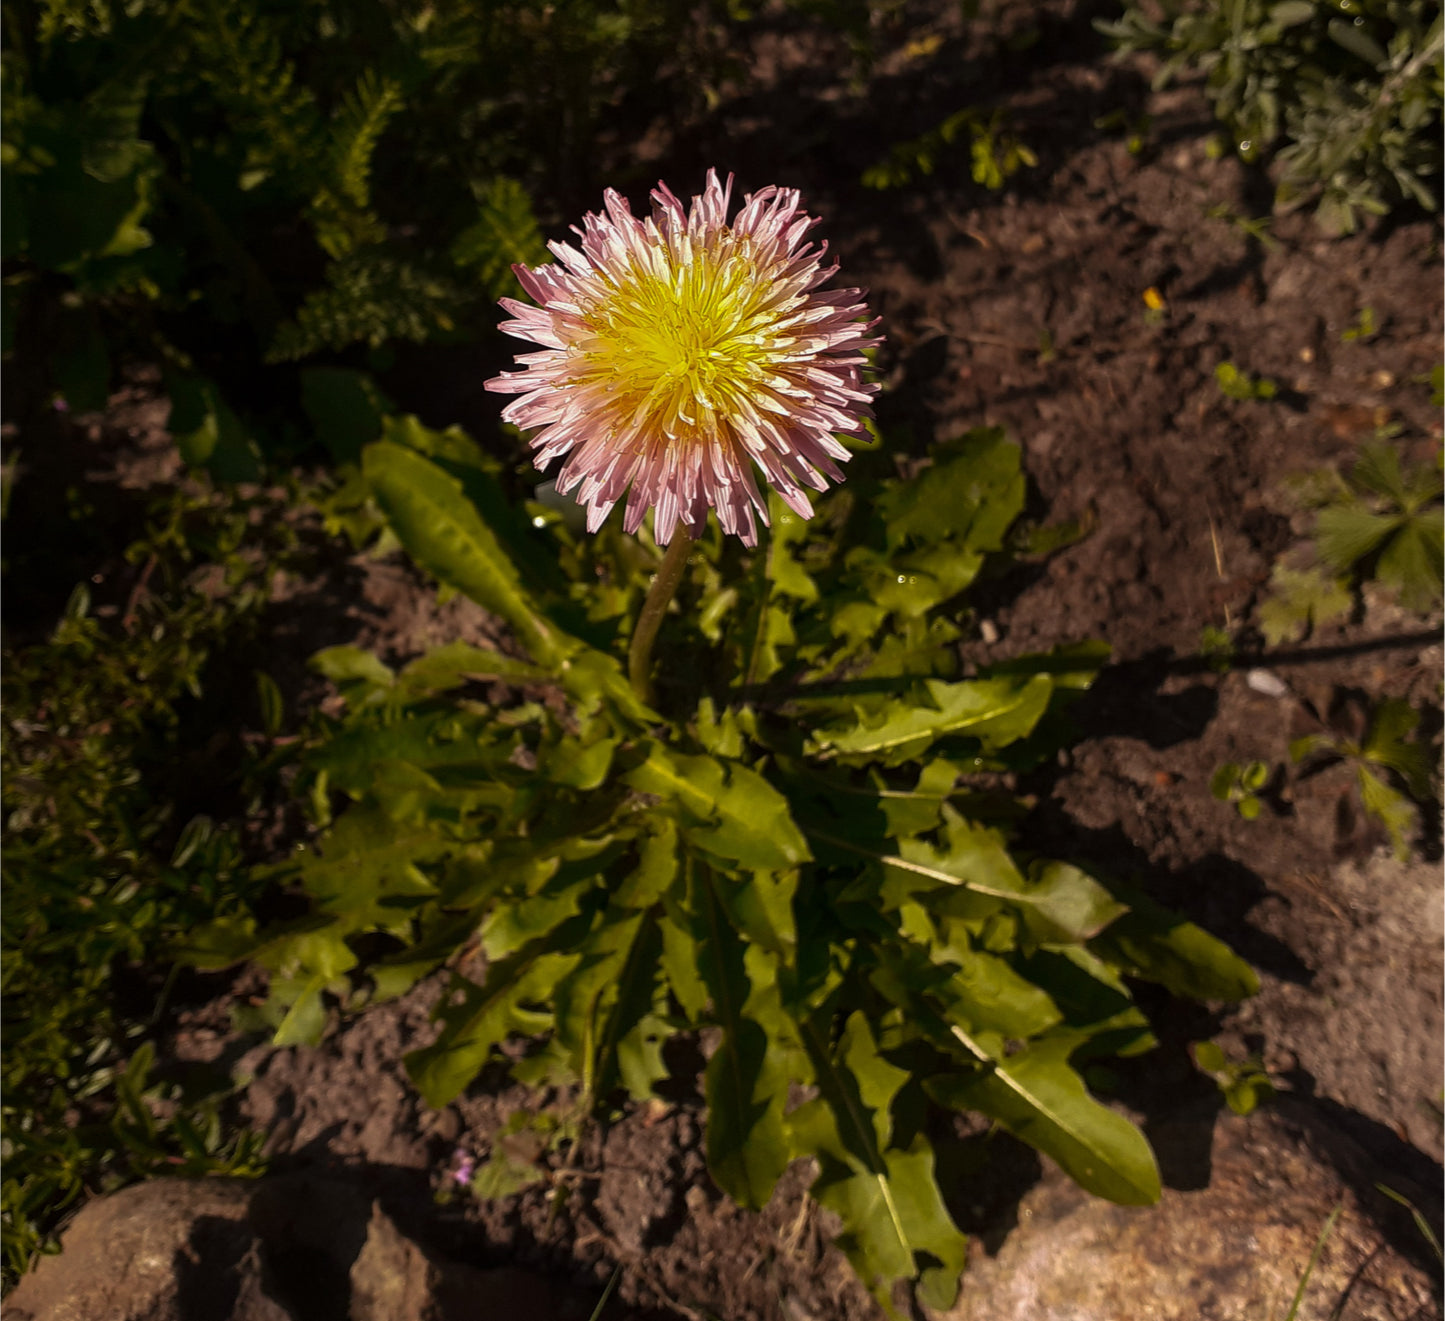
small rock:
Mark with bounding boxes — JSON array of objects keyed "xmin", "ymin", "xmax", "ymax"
[
  {"xmin": 931, "ymin": 1100, "xmax": 1439, "ymax": 1321},
  {"xmin": 6, "ymin": 1179, "xmax": 278, "ymax": 1321},
  {"xmin": 1246, "ymin": 668, "xmax": 1290, "ymax": 698},
  {"xmin": 6, "ymin": 1175, "xmax": 580, "ymax": 1321}
]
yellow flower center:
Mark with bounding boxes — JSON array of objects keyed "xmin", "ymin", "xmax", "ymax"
[{"xmin": 577, "ymin": 237, "xmax": 786, "ymax": 439}]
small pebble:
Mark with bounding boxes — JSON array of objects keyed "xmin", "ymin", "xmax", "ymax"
[
  {"xmin": 1246, "ymin": 668, "xmax": 1289, "ymax": 698},
  {"xmin": 979, "ymin": 619, "xmax": 999, "ymax": 644}
]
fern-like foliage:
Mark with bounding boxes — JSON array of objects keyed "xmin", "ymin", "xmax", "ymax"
[
  {"xmin": 34, "ymin": 0, "xmax": 142, "ymax": 41},
  {"xmin": 451, "ymin": 176, "xmax": 550, "ymax": 299},
  {"xmin": 187, "ymin": 0, "xmax": 322, "ymax": 185},
  {"xmin": 267, "ymin": 250, "xmax": 463, "ymax": 361},
  {"xmin": 309, "ymin": 69, "xmax": 404, "ymax": 260},
  {"xmin": 6, "ymin": 0, "xmax": 753, "ymax": 430}
]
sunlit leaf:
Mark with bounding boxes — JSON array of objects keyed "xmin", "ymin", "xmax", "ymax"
[
  {"xmin": 481, "ymin": 866, "xmax": 602, "ymax": 962},
  {"xmin": 791, "ymin": 1012, "xmax": 966, "ymax": 1315},
  {"xmin": 397, "ymin": 641, "xmax": 549, "ymax": 696},
  {"xmin": 1258, "ymin": 564, "xmax": 1352, "ymax": 645},
  {"xmin": 553, "ymin": 906, "xmax": 661, "ymax": 1100},
  {"xmin": 624, "ymin": 743, "xmax": 810, "ymax": 871},
  {"xmin": 767, "ymin": 491, "xmax": 819, "ymax": 603},
  {"xmin": 362, "ymin": 439, "xmax": 572, "ymax": 667},
  {"xmin": 892, "ymin": 818, "xmax": 1128, "ymax": 943},
  {"xmin": 813, "ymin": 674, "xmax": 1053, "ymax": 759},
  {"xmin": 406, "ymin": 943, "xmax": 582, "ymax": 1108},
  {"xmin": 928, "ymin": 926, "xmax": 1063, "ymax": 1038},
  {"xmin": 930, "ymin": 1031, "xmax": 1160, "ymax": 1205},
  {"xmin": 613, "ymin": 818, "xmax": 678, "ymax": 909},
  {"xmin": 1357, "ymin": 765, "xmax": 1418, "ymax": 860},
  {"xmin": 878, "ymin": 427, "xmax": 1024, "ymax": 554},
  {"xmin": 283, "ymin": 801, "xmax": 447, "ymax": 929},
  {"xmin": 1089, "ymin": 887, "xmax": 1259, "ymax": 1003}
]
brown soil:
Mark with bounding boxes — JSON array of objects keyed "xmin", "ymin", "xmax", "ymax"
[{"xmin": 14, "ymin": 2, "xmax": 1443, "ymax": 1318}]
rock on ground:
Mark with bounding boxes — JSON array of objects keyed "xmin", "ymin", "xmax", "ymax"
[
  {"xmin": 5, "ymin": 1174, "xmax": 590, "ymax": 1321},
  {"xmin": 934, "ymin": 1099, "xmax": 1441, "ymax": 1321}
]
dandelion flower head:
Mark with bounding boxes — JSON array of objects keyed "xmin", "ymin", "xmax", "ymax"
[{"xmin": 485, "ymin": 170, "xmax": 880, "ymax": 547}]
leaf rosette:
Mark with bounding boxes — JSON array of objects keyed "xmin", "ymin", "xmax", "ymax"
[{"xmin": 198, "ymin": 417, "xmax": 1260, "ymax": 1315}]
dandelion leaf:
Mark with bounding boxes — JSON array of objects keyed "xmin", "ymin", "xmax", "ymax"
[
  {"xmin": 1089, "ymin": 887, "xmax": 1259, "ymax": 1003},
  {"xmin": 814, "ymin": 673, "xmax": 1053, "ymax": 760},
  {"xmin": 623, "ymin": 742, "xmax": 810, "ymax": 871},
  {"xmin": 552, "ymin": 907, "xmax": 659, "ymax": 1094},
  {"xmin": 931, "ymin": 1033, "xmax": 1160, "ymax": 1205},
  {"xmin": 697, "ymin": 871, "xmax": 791, "ymax": 1209},
  {"xmin": 879, "ymin": 427, "xmax": 1024, "ymax": 554},
  {"xmin": 792, "ymin": 1012, "xmax": 966, "ymax": 1315},
  {"xmin": 362, "ymin": 439, "xmax": 570, "ymax": 666},
  {"xmin": 902, "ymin": 818, "xmax": 1127, "ymax": 943},
  {"xmin": 406, "ymin": 944, "xmax": 582, "ymax": 1109}
]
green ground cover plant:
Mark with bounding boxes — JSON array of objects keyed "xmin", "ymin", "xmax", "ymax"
[
  {"xmin": 2, "ymin": 0, "xmax": 729, "ymax": 472},
  {"xmin": 1210, "ymin": 759, "xmax": 1271, "ymax": 818},
  {"xmin": 189, "ymin": 417, "xmax": 1259, "ymax": 1314},
  {"xmin": 1214, "ymin": 359, "xmax": 1278, "ymax": 401},
  {"xmin": 1099, "ymin": 0, "xmax": 1444, "ymax": 232},
  {"xmin": 1290, "ymin": 693, "xmax": 1437, "ymax": 859},
  {"xmin": 1, "ymin": 483, "xmax": 297, "ymax": 1278},
  {"xmin": 862, "ymin": 106, "xmax": 1036, "ymax": 191},
  {"xmin": 1260, "ymin": 434, "xmax": 1444, "ymax": 644},
  {"xmin": 1189, "ymin": 1039, "xmax": 1275, "ymax": 1114}
]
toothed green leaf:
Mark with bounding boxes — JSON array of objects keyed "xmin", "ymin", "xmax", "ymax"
[
  {"xmin": 363, "ymin": 439, "xmax": 573, "ymax": 667},
  {"xmin": 814, "ymin": 673, "xmax": 1053, "ymax": 759},
  {"xmin": 930, "ymin": 1031, "xmax": 1160, "ymax": 1205},
  {"xmin": 696, "ymin": 868, "xmax": 791, "ymax": 1209},
  {"xmin": 624, "ymin": 743, "xmax": 810, "ymax": 871}
]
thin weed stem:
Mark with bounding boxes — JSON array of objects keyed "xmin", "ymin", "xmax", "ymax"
[{"xmin": 1283, "ymin": 1202, "xmax": 1343, "ymax": 1321}]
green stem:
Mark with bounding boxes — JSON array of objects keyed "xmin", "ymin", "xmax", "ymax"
[{"xmin": 628, "ymin": 529, "xmax": 696, "ymax": 704}]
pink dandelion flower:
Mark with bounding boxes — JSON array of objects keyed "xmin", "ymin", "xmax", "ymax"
[{"xmin": 484, "ymin": 170, "xmax": 880, "ymax": 547}]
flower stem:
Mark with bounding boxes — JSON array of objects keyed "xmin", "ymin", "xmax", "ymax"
[{"xmin": 628, "ymin": 529, "xmax": 695, "ymax": 705}]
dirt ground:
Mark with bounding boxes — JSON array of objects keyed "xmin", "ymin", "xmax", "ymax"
[{"xmin": 16, "ymin": 1, "xmax": 1444, "ymax": 1318}]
